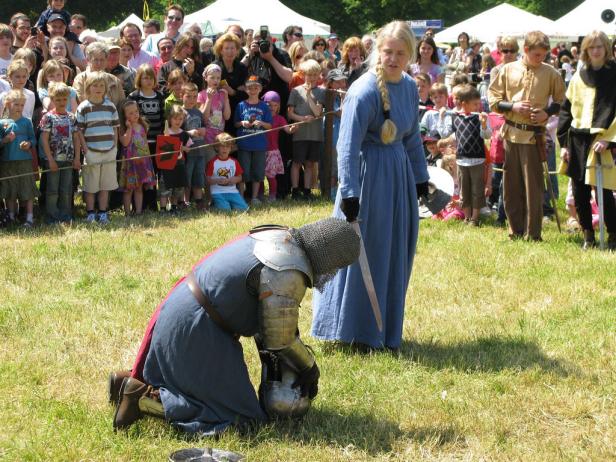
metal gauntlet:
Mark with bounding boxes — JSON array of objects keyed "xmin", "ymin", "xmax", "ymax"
[{"xmin": 258, "ymin": 267, "xmax": 314, "ymax": 372}]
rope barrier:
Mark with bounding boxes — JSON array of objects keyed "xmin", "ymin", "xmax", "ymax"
[
  {"xmin": 419, "ymin": 105, "xmax": 484, "ymax": 116},
  {"xmin": 492, "ymin": 166, "xmax": 559, "ymax": 175},
  {"xmin": 0, "ymin": 110, "xmax": 339, "ymax": 184}
]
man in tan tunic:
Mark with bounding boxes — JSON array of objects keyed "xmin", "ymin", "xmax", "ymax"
[{"xmin": 488, "ymin": 31, "xmax": 565, "ymax": 241}]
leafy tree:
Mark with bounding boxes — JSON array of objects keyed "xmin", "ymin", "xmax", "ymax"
[
  {"xmin": 2, "ymin": 0, "xmax": 142, "ymax": 29},
  {"xmin": 2, "ymin": 0, "xmax": 584, "ymax": 40}
]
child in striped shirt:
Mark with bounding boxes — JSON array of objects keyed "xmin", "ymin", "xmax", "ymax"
[{"xmin": 75, "ymin": 71, "xmax": 120, "ymax": 224}]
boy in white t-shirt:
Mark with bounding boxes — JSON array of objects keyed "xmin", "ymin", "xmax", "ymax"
[
  {"xmin": 206, "ymin": 132, "xmax": 248, "ymax": 211},
  {"xmin": 0, "ymin": 24, "xmax": 13, "ymax": 78}
]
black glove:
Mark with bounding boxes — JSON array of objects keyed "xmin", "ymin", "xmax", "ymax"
[
  {"xmin": 340, "ymin": 197, "xmax": 360, "ymax": 222},
  {"xmin": 292, "ymin": 363, "xmax": 320, "ymax": 399},
  {"xmin": 416, "ymin": 181, "xmax": 430, "ymax": 199}
]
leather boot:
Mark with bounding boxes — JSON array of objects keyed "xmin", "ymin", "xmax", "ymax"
[
  {"xmin": 113, "ymin": 377, "xmax": 148, "ymax": 430},
  {"xmin": 582, "ymin": 230, "xmax": 596, "ymax": 250},
  {"xmin": 108, "ymin": 370, "xmax": 132, "ymax": 406}
]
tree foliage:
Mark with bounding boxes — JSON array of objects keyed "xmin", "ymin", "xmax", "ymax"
[
  {"xmin": 2, "ymin": 0, "xmax": 583, "ymax": 39},
  {"xmin": 285, "ymin": 0, "xmax": 583, "ymax": 37}
]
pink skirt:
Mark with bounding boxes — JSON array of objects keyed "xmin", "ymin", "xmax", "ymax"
[{"xmin": 265, "ymin": 149, "xmax": 284, "ymax": 177}]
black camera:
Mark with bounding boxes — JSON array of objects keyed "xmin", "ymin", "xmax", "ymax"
[
  {"xmin": 258, "ymin": 25, "xmax": 270, "ymax": 53},
  {"xmin": 601, "ymin": 9, "xmax": 615, "ymax": 23}
]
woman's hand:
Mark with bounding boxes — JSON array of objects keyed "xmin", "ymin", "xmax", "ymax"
[
  {"xmin": 183, "ymin": 58, "xmax": 195, "ymax": 76},
  {"xmin": 48, "ymin": 159, "xmax": 59, "ymax": 172}
]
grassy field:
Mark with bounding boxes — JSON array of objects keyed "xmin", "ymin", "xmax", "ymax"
[{"xmin": 0, "ymin": 198, "xmax": 614, "ymax": 461}]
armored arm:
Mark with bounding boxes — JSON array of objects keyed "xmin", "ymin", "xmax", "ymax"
[{"xmin": 258, "ymin": 266, "xmax": 314, "ymax": 373}]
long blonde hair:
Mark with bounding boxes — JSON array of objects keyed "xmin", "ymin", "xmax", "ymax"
[
  {"xmin": 373, "ymin": 20, "xmax": 416, "ymax": 144},
  {"xmin": 36, "ymin": 59, "xmax": 64, "ymax": 90}
]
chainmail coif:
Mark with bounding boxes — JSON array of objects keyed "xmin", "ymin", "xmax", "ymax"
[{"xmin": 289, "ymin": 218, "xmax": 360, "ymax": 290}]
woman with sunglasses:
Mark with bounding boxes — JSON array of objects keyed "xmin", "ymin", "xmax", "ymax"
[
  {"xmin": 282, "ymin": 25, "xmax": 304, "ymax": 53},
  {"xmin": 489, "ymin": 36, "xmax": 519, "ymax": 80},
  {"xmin": 312, "ymin": 36, "xmax": 326, "ymax": 53}
]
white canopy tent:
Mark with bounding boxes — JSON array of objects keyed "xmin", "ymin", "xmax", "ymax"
[
  {"xmin": 550, "ymin": 0, "xmax": 616, "ymax": 38},
  {"xmin": 434, "ymin": 3, "xmax": 555, "ymax": 43},
  {"xmin": 99, "ymin": 13, "xmax": 144, "ymax": 38},
  {"xmin": 183, "ymin": 0, "xmax": 331, "ymax": 37}
]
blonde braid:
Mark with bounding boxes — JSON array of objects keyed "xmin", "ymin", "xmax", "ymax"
[{"xmin": 376, "ymin": 62, "xmax": 397, "ymax": 144}]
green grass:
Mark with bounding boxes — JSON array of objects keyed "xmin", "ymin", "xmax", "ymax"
[{"xmin": 0, "ymin": 198, "xmax": 615, "ymax": 461}]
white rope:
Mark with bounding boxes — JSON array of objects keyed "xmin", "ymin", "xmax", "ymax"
[{"xmin": 0, "ymin": 110, "xmax": 338, "ymax": 183}]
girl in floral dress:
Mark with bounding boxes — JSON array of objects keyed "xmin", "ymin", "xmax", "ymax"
[{"xmin": 118, "ymin": 100, "xmax": 156, "ymax": 215}]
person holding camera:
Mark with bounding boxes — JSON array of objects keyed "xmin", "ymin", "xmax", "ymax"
[{"xmin": 242, "ymin": 26, "xmax": 293, "ymax": 110}]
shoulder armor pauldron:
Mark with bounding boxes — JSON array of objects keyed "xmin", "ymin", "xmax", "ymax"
[{"xmin": 251, "ymin": 229, "xmax": 313, "ymax": 286}]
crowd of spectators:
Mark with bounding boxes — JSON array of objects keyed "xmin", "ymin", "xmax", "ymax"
[{"xmin": 1, "ymin": 1, "xmax": 615, "ymax": 240}]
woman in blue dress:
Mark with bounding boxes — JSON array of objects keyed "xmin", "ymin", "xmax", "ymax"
[{"xmin": 312, "ymin": 20, "xmax": 429, "ymax": 350}]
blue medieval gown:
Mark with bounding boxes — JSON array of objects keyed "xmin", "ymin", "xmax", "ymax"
[{"xmin": 311, "ymin": 71, "xmax": 428, "ymax": 349}]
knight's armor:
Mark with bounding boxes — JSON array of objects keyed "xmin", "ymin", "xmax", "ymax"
[{"xmin": 251, "ymin": 229, "xmax": 315, "ymax": 418}]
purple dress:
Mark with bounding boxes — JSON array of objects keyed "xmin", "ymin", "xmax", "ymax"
[{"xmin": 119, "ymin": 124, "xmax": 156, "ymax": 191}]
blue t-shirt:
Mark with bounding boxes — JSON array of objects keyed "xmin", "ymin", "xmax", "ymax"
[
  {"xmin": 234, "ymin": 100, "xmax": 272, "ymax": 151},
  {"xmin": 0, "ymin": 117, "xmax": 36, "ymax": 161},
  {"xmin": 38, "ymin": 87, "xmax": 78, "ymax": 113}
]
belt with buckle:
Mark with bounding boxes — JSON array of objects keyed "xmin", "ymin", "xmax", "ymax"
[
  {"xmin": 185, "ymin": 271, "xmax": 238, "ymax": 338},
  {"xmin": 505, "ymin": 119, "xmax": 546, "ymax": 134}
]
